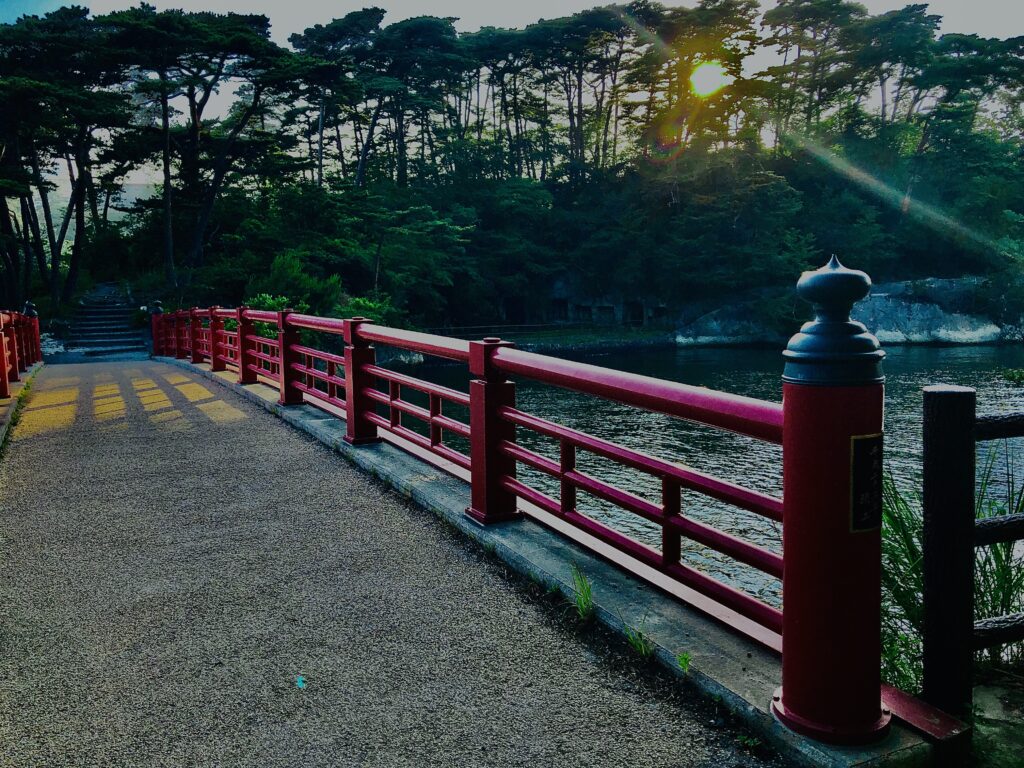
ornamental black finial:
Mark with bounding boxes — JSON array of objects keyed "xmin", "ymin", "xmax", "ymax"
[
  {"xmin": 152, "ymin": 300, "xmax": 164, "ymax": 315},
  {"xmin": 783, "ymin": 256, "xmax": 884, "ymax": 385},
  {"xmin": 23, "ymin": 301, "xmax": 37, "ymax": 318}
]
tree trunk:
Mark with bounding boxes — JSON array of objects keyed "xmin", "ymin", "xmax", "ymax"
[
  {"xmin": 160, "ymin": 71, "xmax": 177, "ymax": 289},
  {"xmin": 355, "ymin": 102, "xmax": 383, "ymax": 188}
]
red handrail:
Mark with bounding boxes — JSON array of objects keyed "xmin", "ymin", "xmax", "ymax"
[
  {"xmin": 492, "ymin": 346, "xmax": 783, "ymax": 443},
  {"xmin": 150, "ymin": 308, "xmax": 784, "ymax": 647}
]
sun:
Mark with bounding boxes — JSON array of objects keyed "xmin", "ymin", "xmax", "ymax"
[{"xmin": 690, "ymin": 61, "xmax": 732, "ymax": 98}]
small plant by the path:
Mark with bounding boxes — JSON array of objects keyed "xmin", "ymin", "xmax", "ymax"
[
  {"xmin": 622, "ymin": 613, "xmax": 655, "ymax": 658},
  {"xmin": 736, "ymin": 734, "xmax": 762, "ymax": 752},
  {"xmin": 676, "ymin": 651, "xmax": 692, "ymax": 674},
  {"xmin": 570, "ymin": 563, "xmax": 595, "ymax": 621}
]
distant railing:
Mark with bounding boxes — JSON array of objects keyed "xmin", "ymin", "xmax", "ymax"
[
  {"xmin": 922, "ymin": 386, "xmax": 1024, "ymax": 720},
  {"xmin": 0, "ymin": 308, "xmax": 41, "ymax": 398}
]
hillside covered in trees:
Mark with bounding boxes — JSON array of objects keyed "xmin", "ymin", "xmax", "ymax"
[{"xmin": 1, "ymin": 1, "xmax": 1023, "ymax": 329}]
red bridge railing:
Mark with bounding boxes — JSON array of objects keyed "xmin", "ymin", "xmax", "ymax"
[
  {"xmin": 0, "ymin": 309, "xmax": 41, "ymax": 399},
  {"xmin": 150, "ymin": 259, "xmax": 912, "ymax": 745}
]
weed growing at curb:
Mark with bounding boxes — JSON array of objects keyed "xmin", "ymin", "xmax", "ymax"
[
  {"xmin": 736, "ymin": 734, "xmax": 763, "ymax": 752},
  {"xmin": 622, "ymin": 612, "xmax": 655, "ymax": 658},
  {"xmin": 677, "ymin": 651, "xmax": 692, "ymax": 674},
  {"xmin": 570, "ymin": 563, "xmax": 595, "ymax": 621}
]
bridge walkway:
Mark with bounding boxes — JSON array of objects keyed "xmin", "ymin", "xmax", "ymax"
[{"xmin": 0, "ymin": 360, "xmax": 773, "ymax": 767}]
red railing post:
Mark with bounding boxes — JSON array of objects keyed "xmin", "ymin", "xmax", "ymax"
[
  {"xmin": 150, "ymin": 301, "xmax": 164, "ymax": 356},
  {"xmin": 0, "ymin": 317, "xmax": 10, "ymax": 399},
  {"xmin": 343, "ymin": 317, "xmax": 380, "ymax": 445},
  {"xmin": 466, "ymin": 337, "xmax": 519, "ymax": 524},
  {"xmin": 15, "ymin": 315, "xmax": 27, "ymax": 372},
  {"xmin": 189, "ymin": 308, "xmax": 203, "ymax": 364},
  {"xmin": 175, "ymin": 311, "xmax": 188, "ymax": 359},
  {"xmin": 208, "ymin": 307, "xmax": 225, "ymax": 372},
  {"xmin": 4, "ymin": 316, "xmax": 20, "ymax": 383},
  {"xmin": 26, "ymin": 302, "xmax": 41, "ymax": 364},
  {"xmin": 236, "ymin": 307, "xmax": 258, "ymax": 384},
  {"xmin": 773, "ymin": 257, "xmax": 889, "ymax": 745},
  {"xmin": 277, "ymin": 310, "xmax": 303, "ymax": 405}
]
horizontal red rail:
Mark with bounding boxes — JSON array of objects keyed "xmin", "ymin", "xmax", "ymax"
[
  {"xmin": 152, "ymin": 307, "xmax": 785, "ymax": 645},
  {"xmin": 492, "ymin": 347, "xmax": 783, "ymax": 443},
  {"xmin": 356, "ymin": 324, "xmax": 471, "ymax": 362}
]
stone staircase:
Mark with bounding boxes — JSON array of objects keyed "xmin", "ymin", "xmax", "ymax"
[{"xmin": 66, "ymin": 284, "xmax": 147, "ymax": 356}]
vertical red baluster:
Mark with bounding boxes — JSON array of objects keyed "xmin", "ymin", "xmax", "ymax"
[
  {"xmin": 175, "ymin": 311, "xmax": 188, "ymax": 359},
  {"xmin": 189, "ymin": 308, "xmax": 203, "ymax": 364},
  {"xmin": 208, "ymin": 307, "xmax": 225, "ymax": 372},
  {"xmin": 0, "ymin": 317, "xmax": 10, "ymax": 399},
  {"xmin": 15, "ymin": 316, "xmax": 27, "ymax": 372},
  {"xmin": 429, "ymin": 394, "xmax": 441, "ymax": 448},
  {"xmin": 662, "ymin": 478, "xmax": 682, "ymax": 567},
  {"xmin": 4, "ymin": 317, "xmax": 20, "ymax": 383},
  {"xmin": 559, "ymin": 440, "xmax": 576, "ymax": 517},
  {"xmin": 277, "ymin": 310, "xmax": 303, "ymax": 405},
  {"xmin": 466, "ymin": 337, "xmax": 519, "ymax": 524},
  {"xmin": 150, "ymin": 301, "xmax": 164, "ymax": 356},
  {"xmin": 343, "ymin": 317, "xmax": 380, "ymax": 445},
  {"xmin": 237, "ymin": 308, "xmax": 257, "ymax": 384},
  {"xmin": 388, "ymin": 380, "xmax": 400, "ymax": 429}
]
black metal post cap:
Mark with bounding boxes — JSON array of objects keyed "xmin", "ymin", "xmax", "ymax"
[
  {"xmin": 23, "ymin": 301, "xmax": 38, "ymax": 318},
  {"xmin": 152, "ymin": 300, "xmax": 164, "ymax": 315},
  {"xmin": 783, "ymin": 256, "xmax": 884, "ymax": 386}
]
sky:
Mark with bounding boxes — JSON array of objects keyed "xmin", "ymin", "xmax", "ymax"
[{"xmin": 1, "ymin": 0, "xmax": 1022, "ymax": 40}]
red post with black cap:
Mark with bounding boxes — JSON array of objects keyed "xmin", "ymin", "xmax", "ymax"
[{"xmin": 772, "ymin": 256, "xmax": 890, "ymax": 744}]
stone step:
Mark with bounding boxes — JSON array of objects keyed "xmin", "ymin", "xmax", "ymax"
[
  {"xmin": 67, "ymin": 337, "xmax": 144, "ymax": 348},
  {"xmin": 82, "ymin": 345, "xmax": 148, "ymax": 356},
  {"xmin": 69, "ymin": 332, "xmax": 142, "ymax": 342}
]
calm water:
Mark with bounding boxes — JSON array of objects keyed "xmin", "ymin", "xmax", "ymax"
[{"xmin": 394, "ymin": 345, "xmax": 1024, "ymax": 605}]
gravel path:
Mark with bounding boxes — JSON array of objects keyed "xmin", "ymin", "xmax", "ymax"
[{"xmin": 0, "ymin": 361, "xmax": 774, "ymax": 767}]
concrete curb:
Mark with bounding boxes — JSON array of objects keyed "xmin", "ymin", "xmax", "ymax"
[
  {"xmin": 159, "ymin": 356, "xmax": 931, "ymax": 768},
  {"xmin": 0, "ymin": 362, "xmax": 44, "ymax": 449}
]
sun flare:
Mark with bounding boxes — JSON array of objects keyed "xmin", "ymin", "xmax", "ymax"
[{"xmin": 690, "ymin": 61, "xmax": 732, "ymax": 98}]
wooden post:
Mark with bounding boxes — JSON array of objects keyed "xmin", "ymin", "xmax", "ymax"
[
  {"xmin": 208, "ymin": 307, "xmax": 225, "ymax": 372},
  {"xmin": 343, "ymin": 317, "xmax": 380, "ymax": 445},
  {"xmin": 277, "ymin": 310, "xmax": 303, "ymax": 405},
  {"xmin": 922, "ymin": 385, "xmax": 977, "ymax": 720},
  {"xmin": 466, "ymin": 337, "xmax": 519, "ymax": 524},
  {"xmin": 237, "ymin": 308, "xmax": 257, "ymax": 384}
]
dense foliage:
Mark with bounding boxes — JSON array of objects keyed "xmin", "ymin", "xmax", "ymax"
[{"xmin": 1, "ymin": 1, "xmax": 1023, "ymax": 326}]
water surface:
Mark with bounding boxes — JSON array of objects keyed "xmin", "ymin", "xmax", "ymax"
[{"xmin": 394, "ymin": 344, "xmax": 1024, "ymax": 605}]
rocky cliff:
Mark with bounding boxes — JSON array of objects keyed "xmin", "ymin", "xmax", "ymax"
[{"xmin": 676, "ymin": 278, "xmax": 1019, "ymax": 347}]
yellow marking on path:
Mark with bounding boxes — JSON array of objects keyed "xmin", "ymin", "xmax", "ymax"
[
  {"xmin": 92, "ymin": 383, "xmax": 126, "ymax": 422},
  {"xmin": 39, "ymin": 376, "xmax": 80, "ymax": 389},
  {"xmin": 131, "ymin": 377, "xmax": 159, "ymax": 391},
  {"xmin": 139, "ymin": 391, "xmax": 173, "ymax": 412},
  {"xmin": 150, "ymin": 408, "xmax": 190, "ymax": 432},
  {"xmin": 196, "ymin": 400, "xmax": 245, "ymax": 424},
  {"xmin": 27, "ymin": 387, "xmax": 79, "ymax": 408},
  {"xmin": 175, "ymin": 382, "xmax": 214, "ymax": 403},
  {"xmin": 15, "ymin": 404, "xmax": 76, "ymax": 438},
  {"xmin": 162, "ymin": 373, "xmax": 191, "ymax": 385}
]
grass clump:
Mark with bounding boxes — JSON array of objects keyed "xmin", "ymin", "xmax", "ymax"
[
  {"xmin": 676, "ymin": 651, "xmax": 692, "ymax": 674},
  {"xmin": 621, "ymin": 612, "xmax": 655, "ymax": 658},
  {"xmin": 570, "ymin": 563, "xmax": 594, "ymax": 621}
]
